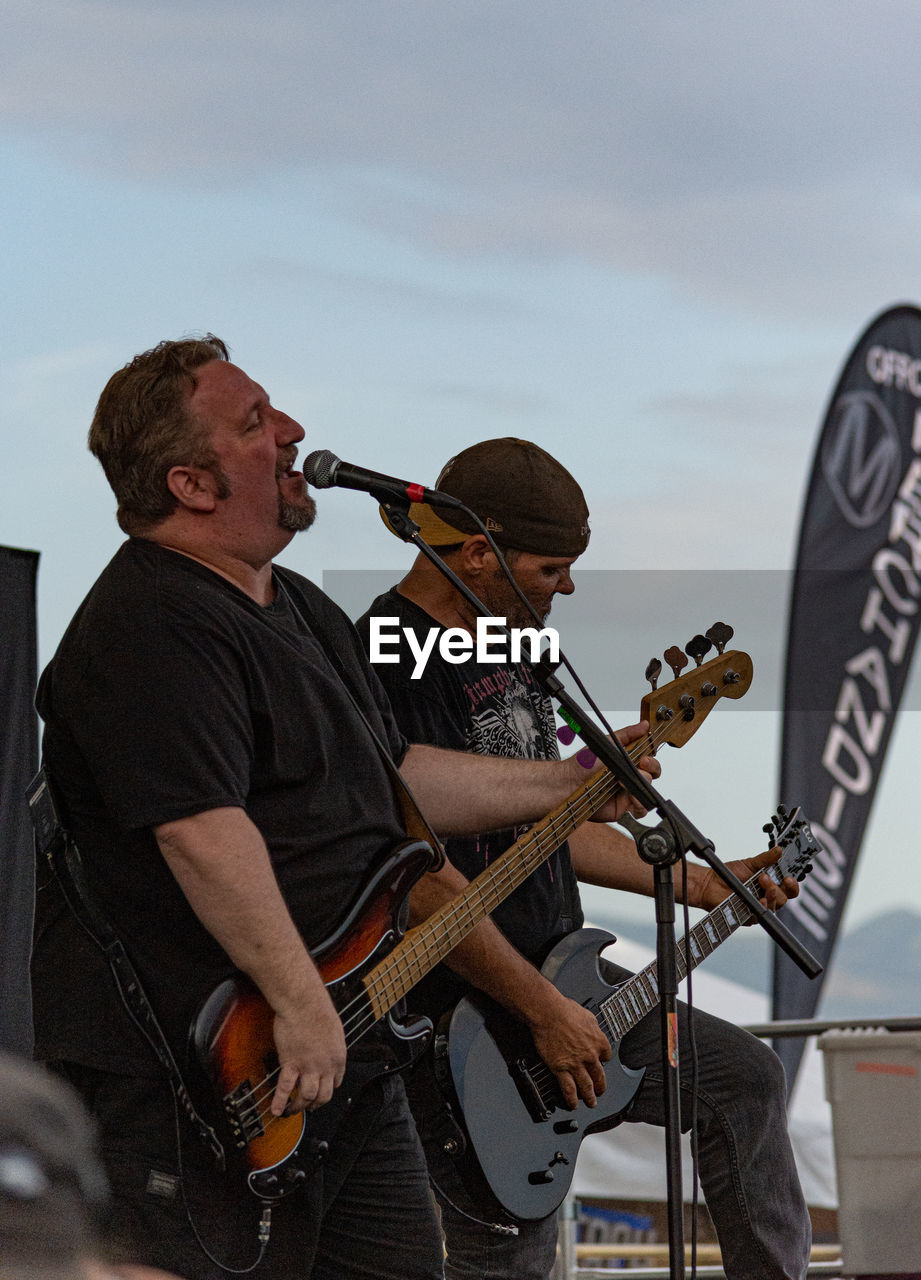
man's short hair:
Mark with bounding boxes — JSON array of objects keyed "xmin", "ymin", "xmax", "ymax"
[{"xmin": 88, "ymin": 334, "xmax": 230, "ymax": 536}]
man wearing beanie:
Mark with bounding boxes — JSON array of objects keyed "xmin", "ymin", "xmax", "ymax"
[{"xmin": 357, "ymin": 438, "xmax": 810, "ymax": 1280}]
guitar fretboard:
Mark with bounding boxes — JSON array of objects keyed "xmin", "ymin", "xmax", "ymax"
[
  {"xmin": 350, "ymin": 647, "xmax": 753, "ymax": 1044},
  {"xmin": 357, "ymin": 749, "xmax": 635, "ymax": 1028},
  {"xmin": 597, "ymin": 871, "xmax": 764, "ymax": 1042}
]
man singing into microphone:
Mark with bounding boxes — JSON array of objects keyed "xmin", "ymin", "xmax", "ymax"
[{"xmin": 31, "ymin": 337, "xmax": 658, "ymax": 1280}]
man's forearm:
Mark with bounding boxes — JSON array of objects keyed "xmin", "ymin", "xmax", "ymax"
[
  {"xmin": 410, "ymin": 860, "xmax": 568, "ymax": 1022},
  {"xmin": 401, "ymin": 742, "xmax": 589, "ymax": 835},
  {"xmin": 154, "ymin": 805, "xmax": 323, "ymax": 1014},
  {"xmin": 571, "ymin": 820, "xmax": 714, "ymax": 905},
  {"xmin": 155, "ymin": 804, "xmax": 347, "ymax": 1112},
  {"xmin": 570, "ymin": 820, "xmax": 787, "ymax": 911},
  {"xmin": 401, "ymin": 723, "xmax": 658, "ymax": 836}
]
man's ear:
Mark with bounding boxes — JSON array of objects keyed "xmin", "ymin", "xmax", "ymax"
[
  {"xmin": 458, "ymin": 535, "xmax": 493, "ymax": 574},
  {"xmin": 166, "ymin": 465, "xmax": 219, "ymax": 513}
]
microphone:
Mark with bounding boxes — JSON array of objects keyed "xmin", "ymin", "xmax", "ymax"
[{"xmin": 303, "ymin": 450, "xmax": 465, "ymax": 508}]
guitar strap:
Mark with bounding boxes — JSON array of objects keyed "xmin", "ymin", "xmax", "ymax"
[
  {"xmin": 26, "ymin": 768, "xmax": 226, "ymax": 1168},
  {"xmin": 275, "ymin": 573, "xmax": 445, "ymax": 869}
]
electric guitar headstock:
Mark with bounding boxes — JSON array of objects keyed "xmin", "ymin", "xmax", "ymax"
[
  {"xmin": 637, "ymin": 621, "xmax": 753, "ymax": 752},
  {"xmin": 762, "ymin": 804, "xmax": 821, "ymax": 884}
]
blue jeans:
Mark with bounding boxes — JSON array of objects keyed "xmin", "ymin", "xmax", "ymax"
[
  {"xmin": 56, "ymin": 1063, "xmax": 444, "ymax": 1280},
  {"xmin": 421, "ymin": 957, "xmax": 811, "ymax": 1280}
]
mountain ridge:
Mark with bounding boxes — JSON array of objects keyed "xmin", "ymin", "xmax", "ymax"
[{"xmin": 587, "ymin": 905, "xmax": 921, "ymax": 1021}]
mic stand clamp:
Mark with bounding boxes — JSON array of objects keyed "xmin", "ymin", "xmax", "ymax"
[{"xmin": 375, "ymin": 497, "xmax": 419, "ymax": 539}]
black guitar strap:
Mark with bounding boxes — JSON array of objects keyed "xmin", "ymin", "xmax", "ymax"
[{"xmin": 26, "ymin": 768, "xmax": 226, "ymax": 1168}]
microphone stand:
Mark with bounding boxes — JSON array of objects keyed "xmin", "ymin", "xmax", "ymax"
[{"xmin": 379, "ymin": 498, "xmax": 822, "ymax": 1279}]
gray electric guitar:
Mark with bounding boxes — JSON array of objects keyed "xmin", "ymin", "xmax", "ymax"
[{"xmin": 436, "ymin": 805, "xmax": 819, "ymax": 1221}]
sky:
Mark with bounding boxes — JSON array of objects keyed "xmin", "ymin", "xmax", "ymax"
[{"xmin": 5, "ymin": 0, "xmax": 921, "ymax": 979}]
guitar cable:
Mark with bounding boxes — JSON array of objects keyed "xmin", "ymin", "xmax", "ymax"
[{"xmin": 171, "ymin": 1088, "xmax": 273, "ymax": 1275}]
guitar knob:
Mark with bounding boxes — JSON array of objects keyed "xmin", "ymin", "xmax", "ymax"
[
  {"xmin": 664, "ymin": 645, "xmax": 688, "ymax": 680},
  {"xmin": 528, "ymin": 1169, "xmax": 555, "ymax": 1184},
  {"xmin": 705, "ymin": 621, "xmax": 733, "ymax": 654},
  {"xmin": 685, "ymin": 634, "xmax": 712, "ymax": 667}
]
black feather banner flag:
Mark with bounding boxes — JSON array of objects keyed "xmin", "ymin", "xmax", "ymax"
[{"xmin": 775, "ymin": 304, "xmax": 921, "ymax": 1092}]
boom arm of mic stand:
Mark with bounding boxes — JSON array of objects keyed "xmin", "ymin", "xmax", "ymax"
[{"xmin": 531, "ymin": 658, "xmax": 822, "ymax": 981}]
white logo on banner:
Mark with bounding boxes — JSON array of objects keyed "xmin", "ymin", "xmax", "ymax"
[{"xmin": 821, "ymin": 390, "xmax": 902, "ymax": 528}]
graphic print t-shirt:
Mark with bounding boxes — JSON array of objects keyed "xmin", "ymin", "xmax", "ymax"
[{"xmin": 357, "ymin": 588, "xmax": 583, "ymax": 1017}]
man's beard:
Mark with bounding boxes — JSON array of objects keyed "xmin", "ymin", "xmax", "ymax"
[
  {"xmin": 200, "ymin": 459, "xmax": 317, "ymax": 533},
  {"xmin": 483, "ymin": 565, "xmax": 551, "ymax": 629},
  {"xmin": 278, "ymin": 492, "xmax": 317, "ymax": 532}
]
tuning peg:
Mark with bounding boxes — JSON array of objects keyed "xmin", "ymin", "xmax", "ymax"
[
  {"xmin": 645, "ymin": 658, "xmax": 662, "ymax": 691},
  {"xmin": 763, "ymin": 822, "xmax": 775, "ymax": 839},
  {"xmin": 685, "ymin": 634, "xmax": 713, "ymax": 667},
  {"xmin": 706, "ymin": 622, "xmax": 734, "ymax": 654},
  {"xmin": 663, "ymin": 646, "xmax": 688, "ymax": 680}
]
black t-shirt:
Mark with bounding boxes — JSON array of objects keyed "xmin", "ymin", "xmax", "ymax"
[
  {"xmin": 33, "ymin": 540, "xmax": 409, "ymax": 1071},
  {"xmin": 356, "ymin": 588, "xmax": 583, "ymax": 1019}
]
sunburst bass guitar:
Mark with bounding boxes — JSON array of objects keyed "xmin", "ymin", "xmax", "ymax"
[{"xmin": 190, "ymin": 629, "xmax": 753, "ymax": 1199}]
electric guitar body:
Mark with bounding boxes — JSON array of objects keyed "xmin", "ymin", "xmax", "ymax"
[
  {"xmin": 190, "ymin": 837, "xmax": 435, "ymax": 1200},
  {"xmin": 440, "ymin": 928, "xmax": 644, "ymax": 1221},
  {"xmin": 438, "ymin": 807, "xmax": 819, "ymax": 1221}
]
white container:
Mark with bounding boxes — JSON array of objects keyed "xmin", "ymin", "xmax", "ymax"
[{"xmin": 820, "ymin": 1030, "xmax": 921, "ymax": 1277}]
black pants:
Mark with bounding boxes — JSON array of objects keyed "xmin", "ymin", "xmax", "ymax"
[{"xmin": 56, "ymin": 1064, "xmax": 444, "ymax": 1280}]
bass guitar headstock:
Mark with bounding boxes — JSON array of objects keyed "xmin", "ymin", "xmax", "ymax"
[{"xmin": 638, "ymin": 622, "xmax": 753, "ymax": 751}]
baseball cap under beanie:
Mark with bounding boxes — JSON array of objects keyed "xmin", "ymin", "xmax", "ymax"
[{"xmin": 380, "ymin": 438, "xmax": 590, "ymax": 557}]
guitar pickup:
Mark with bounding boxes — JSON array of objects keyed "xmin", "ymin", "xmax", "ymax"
[
  {"xmin": 225, "ymin": 1080, "xmax": 265, "ymax": 1143},
  {"xmin": 511, "ymin": 1057, "xmax": 555, "ymax": 1122}
]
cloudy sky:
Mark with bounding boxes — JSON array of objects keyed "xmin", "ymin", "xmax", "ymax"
[{"xmin": 5, "ymin": 1, "xmax": 921, "ymax": 978}]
